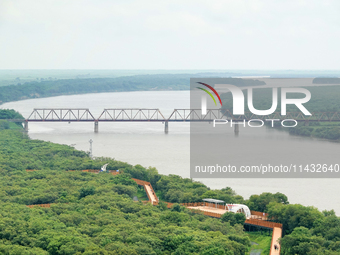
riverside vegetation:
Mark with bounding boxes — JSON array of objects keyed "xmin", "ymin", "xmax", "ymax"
[
  {"xmin": 0, "ymin": 75, "xmax": 265, "ymax": 104},
  {"xmin": 0, "ymin": 109, "xmax": 340, "ymax": 254},
  {"xmin": 0, "ymin": 74, "xmax": 190, "ymax": 104},
  {"xmin": 0, "ymin": 110, "xmax": 250, "ymax": 255}
]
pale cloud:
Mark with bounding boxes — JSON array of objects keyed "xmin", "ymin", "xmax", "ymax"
[{"xmin": 0, "ymin": 0, "xmax": 339, "ymax": 69}]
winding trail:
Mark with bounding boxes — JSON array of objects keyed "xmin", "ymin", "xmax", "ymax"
[
  {"xmin": 132, "ymin": 177, "xmax": 282, "ymax": 255},
  {"xmin": 269, "ymin": 227, "xmax": 282, "ymax": 255},
  {"xmin": 26, "ymin": 170, "xmax": 281, "ymax": 254}
]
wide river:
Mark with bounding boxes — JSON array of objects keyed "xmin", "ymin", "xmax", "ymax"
[{"xmin": 2, "ymin": 91, "xmax": 339, "ymax": 214}]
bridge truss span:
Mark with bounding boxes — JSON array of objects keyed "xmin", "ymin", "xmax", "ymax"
[
  {"xmin": 21, "ymin": 108, "xmax": 340, "ymax": 133},
  {"xmin": 168, "ymin": 109, "xmax": 229, "ymax": 122},
  {"xmin": 97, "ymin": 109, "xmax": 166, "ymax": 121},
  {"xmin": 222, "ymin": 111, "xmax": 340, "ymax": 122},
  {"xmin": 27, "ymin": 108, "xmax": 95, "ymax": 122}
]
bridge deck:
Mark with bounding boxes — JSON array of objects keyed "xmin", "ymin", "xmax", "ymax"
[
  {"xmin": 270, "ymin": 227, "xmax": 282, "ymax": 255},
  {"xmin": 187, "ymin": 205, "xmax": 228, "ymax": 215},
  {"xmin": 144, "ymin": 184, "xmax": 158, "ymax": 204},
  {"xmin": 7, "ymin": 109, "xmax": 340, "ymax": 122},
  {"xmin": 132, "ymin": 178, "xmax": 159, "ymax": 203}
]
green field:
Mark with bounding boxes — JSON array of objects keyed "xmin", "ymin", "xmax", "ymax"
[{"xmin": 248, "ymin": 232, "xmax": 272, "ymax": 255}]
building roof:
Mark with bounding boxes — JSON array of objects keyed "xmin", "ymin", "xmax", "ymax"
[
  {"xmin": 202, "ymin": 198, "xmax": 225, "ymax": 203},
  {"xmin": 227, "ymin": 204, "xmax": 251, "ymax": 218}
]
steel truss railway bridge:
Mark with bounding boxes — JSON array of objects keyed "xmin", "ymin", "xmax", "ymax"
[{"xmin": 7, "ymin": 108, "xmax": 340, "ymax": 133}]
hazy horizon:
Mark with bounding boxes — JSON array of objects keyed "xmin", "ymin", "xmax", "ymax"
[{"xmin": 1, "ymin": 0, "xmax": 340, "ymax": 69}]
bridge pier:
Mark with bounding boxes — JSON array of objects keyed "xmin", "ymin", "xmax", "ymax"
[
  {"xmin": 304, "ymin": 120, "xmax": 309, "ymax": 126},
  {"xmin": 234, "ymin": 123, "xmax": 239, "ymax": 135},
  {"xmin": 164, "ymin": 121, "xmax": 169, "ymax": 134},
  {"xmin": 94, "ymin": 121, "xmax": 98, "ymax": 133},
  {"xmin": 24, "ymin": 121, "xmax": 28, "ymax": 132}
]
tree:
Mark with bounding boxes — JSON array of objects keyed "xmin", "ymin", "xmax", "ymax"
[
  {"xmin": 280, "ymin": 227, "xmax": 325, "ymax": 255},
  {"xmin": 267, "ymin": 202, "xmax": 324, "ymax": 234},
  {"xmin": 79, "ymin": 186, "xmax": 96, "ymax": 198},
  {"xmin": 221, "ymin": 212, "xmax": 246, "ymax": 226},
  {"xmin": 0, "ymin": 120, "xmax": 10, "ymax": 130},
  {"xmin": 246, "ymin": 192, "xmax": 289, "ymax": 212}
]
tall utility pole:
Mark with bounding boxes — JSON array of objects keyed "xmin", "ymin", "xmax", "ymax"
[{"xmin": 89, "ymin": 139, "xmax": 93, "ymax": 158}]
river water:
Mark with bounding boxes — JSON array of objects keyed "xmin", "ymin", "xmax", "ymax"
[{"xmin": 1, "ymin": 91, "xmax": 339, "ymax": 214}]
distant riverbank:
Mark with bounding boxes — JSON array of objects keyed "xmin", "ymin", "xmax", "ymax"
[{"xmin": 0, "ymin": 74, "xmax": 191, "ymax": 104}]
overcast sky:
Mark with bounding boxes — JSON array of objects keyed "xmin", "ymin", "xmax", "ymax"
[{"xmin": 1, "ymin": 0, "xmax": 339, "ymax": 69}]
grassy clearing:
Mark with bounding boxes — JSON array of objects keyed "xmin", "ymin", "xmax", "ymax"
[
  {"xmin": 248, "ymin": 231, "xmax": 272, "ymax": 255},
  {"xmin": 136, "ymin": 187, "xmax": 148, "ymax": 201}
]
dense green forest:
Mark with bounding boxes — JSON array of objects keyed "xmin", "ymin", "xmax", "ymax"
[
  {"xmin": 0, "ymin": 133, "xmax": 250, "ymax": 254},
  {"xmin": 0, "ymin": 110, "xmax": 251, "ymax": 254},
  {"xmin": 1, "ymin": 109, "xmax": 340, "ymax": 254},
  {"xmin": 0, "ymin": 109, "xmax": 25, "ymax": 131},
  {"xmin": 267, "ymin": 204, "xmax": 340, "ymax": 255},
  {"xmin": 0, "ymin": 171, "xmax": 251, "ymax": 255},
  {"xmin": 221, "ymin": 85, "xmax": 340, "ymax": 141}
]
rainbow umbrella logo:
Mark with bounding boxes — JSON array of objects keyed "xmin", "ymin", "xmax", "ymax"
[{"xmin": 196, "ymin": 82, "xmax": 222, "ymax": 114}]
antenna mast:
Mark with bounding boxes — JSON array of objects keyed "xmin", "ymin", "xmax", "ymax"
[{"xmin": 89, "ymin": 139, "xmax": 93, "ymax": 158}]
